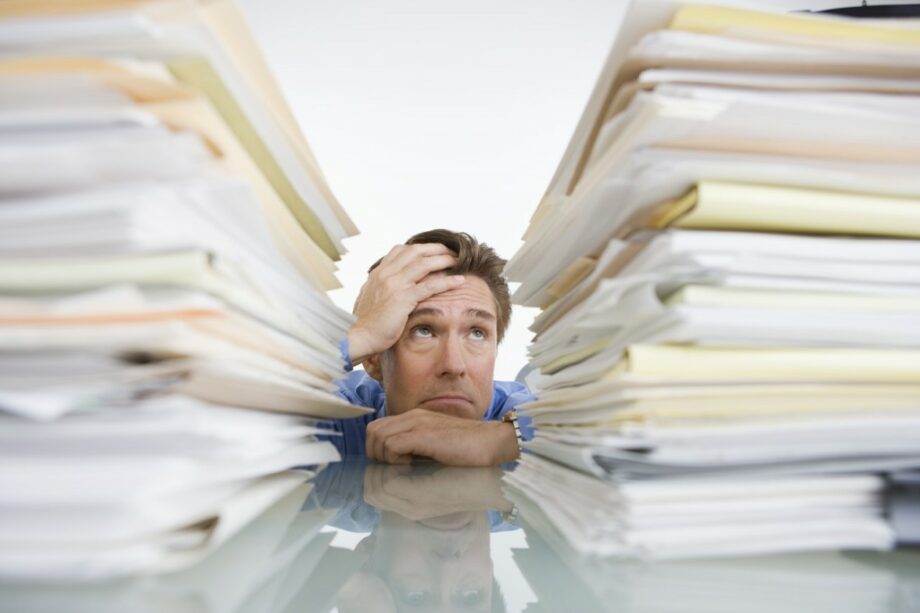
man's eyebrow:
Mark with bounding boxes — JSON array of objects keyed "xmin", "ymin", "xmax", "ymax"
[
  {"xmin": 408, "ymin": 307, "xmax": 443, "ymax": 319},
  {"xmin": 406, "ymin": 307, "xmax": 496, "ymax": 321},
  {"xmin": 466, "ymin": 308, "xmax": 496, "ymax": 321}
]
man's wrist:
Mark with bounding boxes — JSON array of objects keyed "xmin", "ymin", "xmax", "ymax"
[
  {"xmin": 347, "ymin": 326, "xmax": 375, "ymax": 366},
  {"xmin": 491, "ymin": 420, "xmax": 520, "ymax": 465}
]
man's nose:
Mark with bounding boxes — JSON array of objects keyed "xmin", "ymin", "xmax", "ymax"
[{"xmin": 436, "ymin": 333, "xmax": 466, "ymax": 377}]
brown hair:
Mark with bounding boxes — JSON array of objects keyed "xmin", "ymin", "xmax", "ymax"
[{"xmin": 369, "ymin": 229, "xmax": 512, "ymax": 342}]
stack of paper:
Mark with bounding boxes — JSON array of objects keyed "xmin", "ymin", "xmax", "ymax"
[
  {"xmin": 0, "ymin": 476, "xmax": 360, "ymax": 612},
  {"xmin": 0, "ymin": 0, "xmax": 368, "ymax": 582},
  {"xmin": 504, "ymin": 0, "xmax": 920, "ymax": 559},
  {"xmin": 508, "ymin": 483, "xmax": 920, "ymax": 613}
]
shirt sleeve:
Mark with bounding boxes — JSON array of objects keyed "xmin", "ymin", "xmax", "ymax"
[
  {"xmin": 320, "ymin": 369, "xmax": 385, "ymax": 458},
  {"xmin": 300, "ymin": 458, "xmax": 381, "ymax": 532},
  {"xmin": 491, "ymin": 381, "xmax": 537, "ymax": 442},
  {"xmin": 338, "ymin": 336, "xmax": 354, "ymax": 372}
]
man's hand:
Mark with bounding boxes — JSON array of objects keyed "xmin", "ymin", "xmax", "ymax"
[
  {"xmin": 362, "ymin": 464, "xmax": 512, "ymax": 520},
  {"xmin": 365, "ymin": 409, "xmax": 519, "ymax": 466},
  {"xmin": 348, "ymin": 243, "xmax": 464, "ymax": 365}
]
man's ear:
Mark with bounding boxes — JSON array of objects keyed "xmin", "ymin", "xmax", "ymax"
[{"xmin": 364, "ymin": 353, "xmax": 384, "ymax": 382}]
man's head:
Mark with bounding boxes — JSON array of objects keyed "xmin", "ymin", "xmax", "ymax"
[
  {"xmin": 363, "ymin": 230, "xmax": 512, "ymax": 420},
  {"xmin": 369, "ymin": 230, "xmax": 511, "ymax": 342},
  {"xmin": 337, "ymin": 510, "xmax": 504, "ymax": 613}
]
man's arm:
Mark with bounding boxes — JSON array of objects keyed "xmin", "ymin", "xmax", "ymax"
[
  {"xmin": 365, "ymin": 409, "xmax": 520, "ymax": 466},
  {"xmin": 362, "ymin": 464, "xmax": 513, "ymax": 518}
]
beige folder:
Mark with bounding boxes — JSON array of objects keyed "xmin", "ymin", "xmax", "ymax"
[{"xmin": 656, "ymin": 181, "xmax": 920, "ymax": 238}]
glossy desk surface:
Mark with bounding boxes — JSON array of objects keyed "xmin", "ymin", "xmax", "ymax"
[{"xmin": 2, "ymin": 460, "xmax": 918, "ymax": 613}]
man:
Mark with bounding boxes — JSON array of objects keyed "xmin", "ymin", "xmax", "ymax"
[
  {"xmin": 326, "ymin": 229, "xmax": 534, "ymax": 466},
  {"xmin": 333, "ymin": 465, "xmax": 509, "ymax": 613}
]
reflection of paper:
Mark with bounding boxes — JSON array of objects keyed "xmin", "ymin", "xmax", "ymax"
[
  {"xmin": 0, "ymin": 472, "xmax": 308, "ymax": 582},
  {"xmin": 506, "ymin": 453, "xmax": 895, "ymax": 560},
  {"xmin": 510, "ymin": 483, "xmax": 911, "ymax": 613},
  {"xmin": 0, "ymin": 477, "xmax": 348, "ymax": 613}
]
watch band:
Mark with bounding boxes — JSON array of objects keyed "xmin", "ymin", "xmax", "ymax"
[{"xmin": 503, "ymin": 409, "xmax": 524, "ymax": 452}]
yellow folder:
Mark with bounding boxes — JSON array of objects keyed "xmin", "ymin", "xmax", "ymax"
[
  {"xmin": 609, "ymin": 344, "xmax": 920, "ymax": 382},
  {"xmin": 671, "ymin": 4, "xmax": 920, "ymax": 47},
  {"xmin": 655, "ymin": 181, "xmax": 920, "ymax": 238}
]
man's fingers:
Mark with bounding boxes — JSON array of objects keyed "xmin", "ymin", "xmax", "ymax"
[
  {"xmin": 375, "ymin": 244, "xmax": 407, "ymax": 269},
  {"xmin": 382, "ymin": 432, "xmax": 415, "ymax": 465},
  {"xmin": 367, "ymin": 412, "xmax": 415, "ymax": 461},
  {"xmin": 366, "ymin": 419, "xmax": 385, "ymax": 461},
  {"xmin": 383, "ymin": 243, "xmax": 455, "ymax": 273},
  {"xmin": 411, "ymin": 273, "xmax": 466, "ymax": 302},
  {"xmin": 400, "ymin": 253, "xmax": 459, "ymax": 283},
  {"xmin": 367, "ymin": 410, "xmax": 437, "ymax": 463}
]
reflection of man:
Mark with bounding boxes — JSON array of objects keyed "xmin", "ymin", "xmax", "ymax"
[
  {"xmin": 324, "ymin": 229, "xmax": 534, "ymax": 466},
  {"xmin": 305, "ymin": 459, "xmax": 517, "ymax": 534},
  {"xmin": 322, "ymin": 463, "xmax": 512, "ymax": 613},
  {"xmin": 336, "ymin": 510, "xmax": 502, "ymax": 613}
]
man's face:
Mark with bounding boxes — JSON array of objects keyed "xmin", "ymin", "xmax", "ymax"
[
  {"xmin": 378, "ymin": 275, "xmax": 498, "ymax": 419},
  {"xmin": 337, "ymin": 511, "xmax": 493, "ymax": 613}
]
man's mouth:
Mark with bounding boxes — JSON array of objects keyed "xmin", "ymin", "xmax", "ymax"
[
  {"xmin": 427, "ymin": 395, "xmax": 470, "ymax": 403},
  {"xmin": 422, "ymin": 395, "xmax": 473, "ymax": 415}
]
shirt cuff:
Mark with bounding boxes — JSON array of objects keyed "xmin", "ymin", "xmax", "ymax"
[
  {"xmin": 338, "ymin": 337, "xmax": 354, "ymax": 372},
  {"xmin": 516, "ymin": 412, "xmax": 535, "ymax": 442}
]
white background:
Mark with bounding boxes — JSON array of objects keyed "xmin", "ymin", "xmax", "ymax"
[
  {"xmin": 238, "ymin": 0, "xmax": 883, "ymax": 380},
  {"xmin": 238, "ymin": 0, "xmax": 631, "ymax": 380},
  {"xmin": 240, "ymin": 7, "xmax": 631, "ymax": 607}
]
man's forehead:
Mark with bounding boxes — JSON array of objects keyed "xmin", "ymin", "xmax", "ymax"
[{"xmin": 413, "ymin": 276, "xmax": 497, "ymax": 318}]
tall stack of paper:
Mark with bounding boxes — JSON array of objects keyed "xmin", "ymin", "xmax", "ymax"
[
  {"xmin": 504, "ymin": 0, "xmax": 920, "ymax": 559},
  {"xmin": 0, "ymin": 476, "xmax": 359, "ymax": 613},
  {"xmin": 0, "ymin": 0, "xmax": 369, "ymax": 582}
]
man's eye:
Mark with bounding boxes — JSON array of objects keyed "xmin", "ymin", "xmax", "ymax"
[
  {"xmin": 412, "ymin": 326, "xmax": 433, "ymax": 338},
  {"xmin": 401, "ymin": 589, "xmax": 430, "ymax": 606},
  {"xmin": 470, "ymin": 329, "xmax": 485, "ymax": 340},
  {"xmin": 457, "ymin": 588, "xmax": 483, "ymax": 606}
]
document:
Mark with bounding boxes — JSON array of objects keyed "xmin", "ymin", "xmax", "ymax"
[
  {"xmin": 661, "ymin": 181, "xmax": 920, "ymax": 238},
  {"xmin": 0, "ymin": 0, "xmax": 366, "ymax": 583},
  {"xmin": 504, "ymin": 0, "xmax": 920, "ymax": 561}
]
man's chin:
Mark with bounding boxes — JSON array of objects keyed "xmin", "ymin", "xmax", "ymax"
[{"xmin": 420, "ymin": 399, "xmax": 477, "ymax": 419}]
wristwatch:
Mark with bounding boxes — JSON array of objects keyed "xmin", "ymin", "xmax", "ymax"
[{"xmin": 502, "ymin": 409, "xmax": 524, "ymax": 452}]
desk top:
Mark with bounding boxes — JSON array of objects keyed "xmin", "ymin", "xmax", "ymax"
[{"xmin": 2, "ymin": 460, "xmax": 918, "ymax": 613}]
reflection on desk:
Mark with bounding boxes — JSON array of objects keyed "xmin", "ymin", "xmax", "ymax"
[
  {"xmin": 508, "ymin": 482, "xmax": 920, "ymax": 613},
  {"xmin": 1, "ymin": 461, "xmax": 918, "ymax": 613}
]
